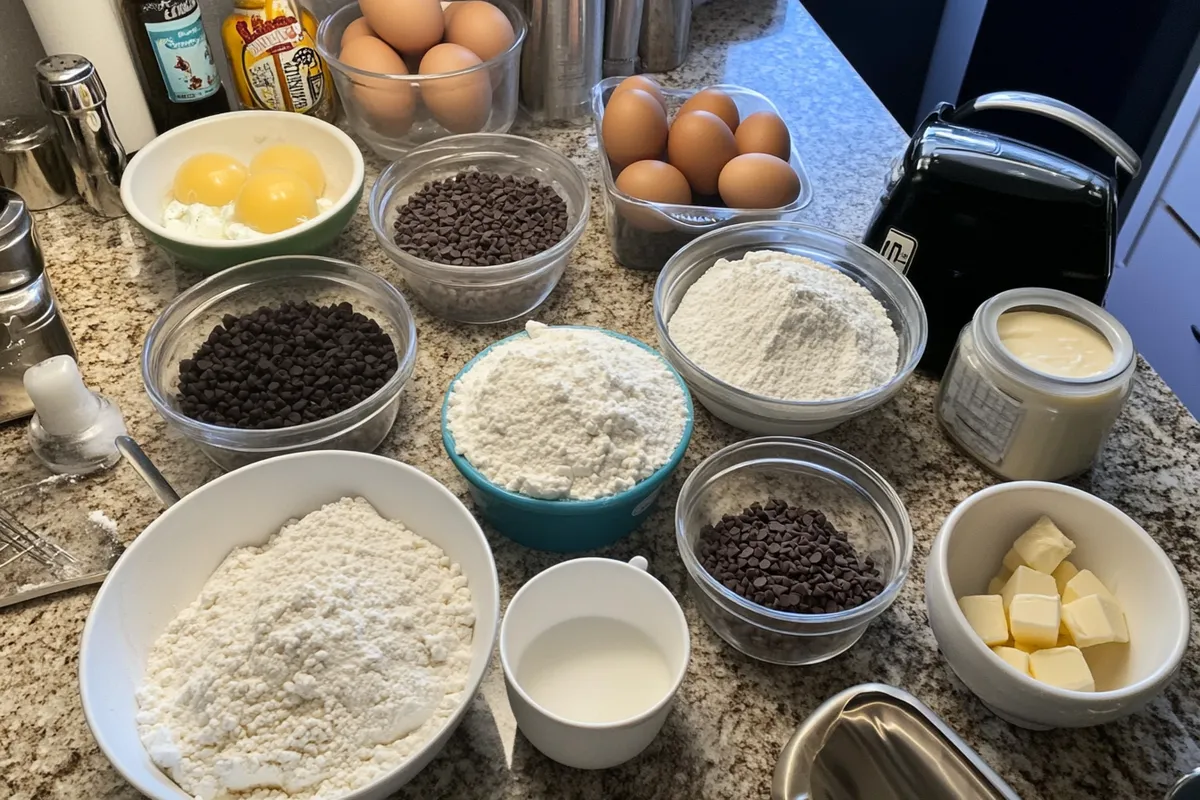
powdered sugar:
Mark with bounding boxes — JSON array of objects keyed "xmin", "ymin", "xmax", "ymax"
[
  {"xmin": 135, "ymin": 497, "xmax": 474, "ymax": 800},
  {"xmin": 446, "ymin": 321, "xmax": 689, "ymax": 500},
  {"xmin": 667, "ymin": 251, "xmax": 899, "ymax": 400}
]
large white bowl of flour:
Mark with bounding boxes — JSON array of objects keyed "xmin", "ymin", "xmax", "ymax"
[{"xmin": 79, "ymin": 451, "xmax": 499, "ymax": 800}]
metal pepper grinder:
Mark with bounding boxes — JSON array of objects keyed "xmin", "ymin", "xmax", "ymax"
[
  {"xmin": 34, "ymin": 54, "xmax": 127, "ymax": 218},
  {"xmin": 0, "ymin": 188, "xmax": 77, "ymax": 423}
]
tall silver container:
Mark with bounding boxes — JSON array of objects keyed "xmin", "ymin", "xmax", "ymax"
[
  {"xmin": 521, "ymin": 0, "xmax": 605, "ymax": 122},
  {"xmin": 639, "ymin": 0, "xmax": 691, "ymax": 72}
]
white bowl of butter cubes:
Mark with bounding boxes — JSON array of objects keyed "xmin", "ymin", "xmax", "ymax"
[{"xmin": 925, "ymin": 481, "xmax": 1189, "ymax": 730}]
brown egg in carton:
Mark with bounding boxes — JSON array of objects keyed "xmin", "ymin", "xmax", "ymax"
[
  {"xmin": 337, "ymin": 0, "xmax": 515, "ymax": 135},
  {"xmin": 600, "ymin": 76, "xmax": 803, "ymax": 226}
]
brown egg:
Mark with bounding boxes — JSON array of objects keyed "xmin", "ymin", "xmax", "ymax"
[
  {"xmin": 718, "ymin": 153, "xmax": 801, "ymax": 209},
  {"xmin": 667, "ymin": 110, "xmax": 738, "ymax": 196},
  {"xmin": 339, "ymin": 35, "xmax": 415, "ymax": 135},
  {"xmin": 678, "ymin": 89, "xmax": 740, "ymax": 132},
  {"xmin": 735, "ymin": 111, "xmax": 792, "ymax": 160},
  {"xmin": 359, "ymin": 0, "xmax": 444, "ymax": 55},
  {"xmin": 420, "ymin": 43, "xmax": 493, "ymax": 133},
  {"xmin": 444, "ymin": 1, "xmax": 516, "ymax": 62},
  {"xmin": 610, "ymin": 75, "xmax": 667, "ymax": 111},
  {"xmin": 615, "ymin": 161, "xmax": 692, "ymax": 231},
  {"xmin": 340, "ymin": 17, "xmax": 376, "ymax": 50},
  {"xmin": 602, "ymin": 89, "xmax": 669, "ymax": 168}
]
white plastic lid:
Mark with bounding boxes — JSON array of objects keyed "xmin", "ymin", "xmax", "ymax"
[{"xmin": 23, "ymin": 355, "xmax": 99, "ymax": 436}]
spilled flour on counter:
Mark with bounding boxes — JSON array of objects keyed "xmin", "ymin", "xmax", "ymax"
[{"xmin": 135, "ymin": 497, "xmax": 475, "ymax": 800}]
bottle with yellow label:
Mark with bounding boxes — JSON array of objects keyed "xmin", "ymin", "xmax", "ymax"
[{"xmin": 221, "ymin": 0, "xmax": 337, "ymax": 120}]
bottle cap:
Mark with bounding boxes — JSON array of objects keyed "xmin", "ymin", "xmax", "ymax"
[{"xmin": 23, "ymin": 355, "xmax": 99, "ymax": 436}]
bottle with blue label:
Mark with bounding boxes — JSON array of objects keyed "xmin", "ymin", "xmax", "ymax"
[{"xmin": 120, "ymin": 0, "xmax": 231, "ymax": 132}]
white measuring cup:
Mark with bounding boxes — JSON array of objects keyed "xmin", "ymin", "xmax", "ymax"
[{"xmin": 499, "ymin": 556, "xmax": 690, "ymax": 769}]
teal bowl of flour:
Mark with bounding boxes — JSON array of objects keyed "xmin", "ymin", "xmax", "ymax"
[{"xmin": 441, "ymin": 326, "xmax": 694, "ymax": 553}]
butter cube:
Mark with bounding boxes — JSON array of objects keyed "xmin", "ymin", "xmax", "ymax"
[
  {"xmin": 1052, "ymin": 560, "xmax": 1080, "ymax": 594},
  {"xmin": 1002, "ymin": 548, "xmax": 1027, "ymax": 574},
  {"xmin": 1062, "ymin": 593, "xmax": 1129, "ymax": 647},
  {"xmin": 987, "ymin": 574, "xmax": 1007, "ymax": 595},
  {"xmin": 1012, "ymin": 515, "xmax": 1076, "ymax": 573},
  {"xmin": 1000, "ymin": 565, "xmax": 1058, "ymax": 609},
  {"xmin": 958, "ymin": 595, "xmax": 1009, "ymax": 646},
  {"xmin": 1029, "ymin": 646, "xmax": 1096, "ymax": 691},
  {"xmin": 1062, "ymin": 569, "xmax": 1117, "ymax": 605},
  {"xmin": 992, "ymin": 645, "xmax": 1031, "ymax": 675},
  {"xmin": 1009, "ymin": 593, "xmax": 1061, "ymax": 649}
]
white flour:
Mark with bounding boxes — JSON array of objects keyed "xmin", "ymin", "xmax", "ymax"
[
  {"xmin": 446, "ymin": 321, "xmax": 689, "ymax": 500},
  {"xmin": 668, "ymin": 250, "xmax": 899, "ymax": 400},
  {"xmin": 135, "ymin": 497, "xmax": 475, "ymax": 800}
]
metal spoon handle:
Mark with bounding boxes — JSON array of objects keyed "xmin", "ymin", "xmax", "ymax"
[{"xmin": 115, "ymin": 436, "xmax": 179, "ymax": 508}]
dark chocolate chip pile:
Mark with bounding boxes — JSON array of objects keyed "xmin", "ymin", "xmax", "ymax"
[
  {"xmin": 176, "ymin": 301, "xmax": 398, "ymax": 429},
  {"xmin": 393, "ymin": 171, "xmax": 569, "ymax": 266},
  {"xmin": 697, "ymin": 498, "xmax": 885, "ymax": 614}
]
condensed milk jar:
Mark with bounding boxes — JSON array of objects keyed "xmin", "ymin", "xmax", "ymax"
[{"xmin": 936, "ymin": 288, "xmax": 1136, "ymax": 481}]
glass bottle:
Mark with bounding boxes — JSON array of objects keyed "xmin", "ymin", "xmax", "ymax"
[
  {"xmin": 119, "ymin": 0, "xmax": 231, "ymax": 132},
  {"xmin": 221, "ymin": 0, "xmax": 338, "ymax": 121}
]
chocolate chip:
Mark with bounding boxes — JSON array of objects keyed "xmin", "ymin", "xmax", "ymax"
[
  {"xmin": 696, "ymin": 498, "xmax": 885, "ymax": 614},
  {"xmin": 392, "ymin": 171, "xmax": 569, "ymax": 266},
  {"xmin": 175, "ymin": 300, "xmax": 398, "ymax": 430}
]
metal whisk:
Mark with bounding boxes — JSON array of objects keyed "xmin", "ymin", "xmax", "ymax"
[{"xmin": 0, "ymin": 504, "xmax": 77, "ymax": 570}]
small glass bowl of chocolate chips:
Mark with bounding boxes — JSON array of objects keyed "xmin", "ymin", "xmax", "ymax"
[
  {"xmin": 142, "ymin": 255, "xmax": 418, "ymax": 471},
  {"xmin": 369, "ymin": 133, "xmax": 590, "ymax": 325},
  {"xmin": 675, "ymin": 436, "xmax": 913, "ymax": 665}
]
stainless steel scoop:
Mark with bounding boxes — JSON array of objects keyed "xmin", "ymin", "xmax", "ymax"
[{"xmin": 773, "ymin": 684, "xmax": 1021, "ymax": 800}]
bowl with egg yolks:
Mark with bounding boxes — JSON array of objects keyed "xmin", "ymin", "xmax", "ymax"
[{"xmin": 120, "ymin": 111, "xmax": 364, "ymax": 273}]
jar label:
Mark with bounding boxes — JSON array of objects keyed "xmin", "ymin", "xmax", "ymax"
[
  {"xmin": 229, "ymin": 9, "xmax": 331, "ymax": 116},
  {"xmin": 139, "ymin": 0, "xmax": 222, "ymax": 103},
  {"xmin": 939, "ymin": 365, "xmax": 1024, "ymax": 464}
]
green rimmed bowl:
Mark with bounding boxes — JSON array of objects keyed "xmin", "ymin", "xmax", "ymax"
[{"xmin": 120, "ymin": 111, "xmax": 364, "ymax": 275}]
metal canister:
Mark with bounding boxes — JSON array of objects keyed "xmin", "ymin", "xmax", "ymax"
[
  {"xmin": 639, "ymin": 0, "xmax": 691, "ymax": 72},
  {"xmin": 604, "ymin": 0, "xmax": 645, "ymax": 77},
  {"xmin": 0, "ymin": 117, "xmax": 75, "ymax": 211},
  {"xmin": 520, "ymin": 0, "xmax": 604, "ymax": 122},
  {"xmin": 35, "ymin": 54, "xmax": 128, "ymax": 218},
  {"xmin": 0, "ymin": 188, "xmax": 77, "ymax": 423}
]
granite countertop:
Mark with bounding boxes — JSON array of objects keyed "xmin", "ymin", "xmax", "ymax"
[{"xmin": 2, "ymin": 1, "xmax": 1199, "ymax": 797}]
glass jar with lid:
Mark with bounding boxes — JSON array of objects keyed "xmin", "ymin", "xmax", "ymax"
[{"xmin": 936, "ymin": 287, "xmax": 1136, "ymax": 481}]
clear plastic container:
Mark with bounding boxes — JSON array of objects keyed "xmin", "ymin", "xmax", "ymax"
[
  {"xmin": 675, "ymin": 437, "xmax": 913, "ymax": 665},
  {"xmin": 142, "ymin": 256, "xmax": 418, "ymax": 471},
  {"xmin": 369, "ymin": 133, "xmax": 590, "ymax": 324},
  {"xmin": 591, "ymin": 78, "xmax": 814, "ymax": 271},
  {"xmin": 317, "ymin": 0, "xmax": 526, "ymax": 159},
  {"xmin": 936, "ymin": 288, "xmax": 1137, "ymax": 481},
  {"xmin": 654, "ymin": 221, "xmax": 927, "ymax": 435}
]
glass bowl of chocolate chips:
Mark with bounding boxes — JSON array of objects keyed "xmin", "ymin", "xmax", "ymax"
[
  {"xmin": 675, "ymin": 436, "xmax": 913, "ymax": 665},
  {"xmin": 142, "ymin": 255, "xmax": 418, "ymax": 471}
]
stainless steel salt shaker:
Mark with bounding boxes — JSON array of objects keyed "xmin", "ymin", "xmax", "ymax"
[
  {"xmin": 521, "ymin": 0, "xmax": 605, "ymax": 122},
  {"xmin": 35, "ymin": 55, "xmax": 128, "ymax": 218},
  {"xmin": 0, "ymin": 117, "xmax": 75, "ymax": 211},
  {"xmin": 639, "ymin": 0, "xmax": 691, "ymax": 72},
  {"xmin": 604, "ymin": 0, "xmax": 644, "ymax": 77},
  {"xmin": 0, "ymin": 187, "xmax": 77, "ymax": 423}
]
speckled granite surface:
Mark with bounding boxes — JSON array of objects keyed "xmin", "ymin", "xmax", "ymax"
[{"xmin": 2, "ymin": 1, "xmax": 1198, "ymax": 798}]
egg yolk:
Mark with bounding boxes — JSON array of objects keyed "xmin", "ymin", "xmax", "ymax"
[
  {"xmin": 249, "ymin": 144, "xmax": 326, "ymax": 196},
  {"xmin": 172, "ymin": 153, "xmax": 248, "ymax": 206},
  {"xmin": 234, "ymin": 170, "xmax": 319, "ymax": 234}
]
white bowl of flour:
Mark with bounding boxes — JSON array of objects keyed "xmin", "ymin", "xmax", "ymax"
[
  {"xmin": 654, "ymin": 221, "xmax": 928, "ymax": 435},
  {"xmin": 79, "ymin": 451, "xmax": 499, "ymax": 800}
]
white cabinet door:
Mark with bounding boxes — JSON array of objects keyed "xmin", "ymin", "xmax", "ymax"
[{"xmin": 1107, "ymin": 207, "xmax": 1200, "ymax": 412}]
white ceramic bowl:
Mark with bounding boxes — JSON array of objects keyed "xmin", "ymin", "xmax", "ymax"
[
  {"xmin": 120, "ymin": 111, "xmax": 365, "ymax": 273},
  {"xmin": 925, "ymin": 481, "xmax": 1189, "ymax": 729},
  {"xmin": 79, "ymin": 452, "xmax": 500, "ymax": 800}
]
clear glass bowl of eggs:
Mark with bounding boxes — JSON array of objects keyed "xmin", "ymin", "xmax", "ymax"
[
  {"xmin": 317, "ymin": 0, "xmax": 526, "ymax": 159},
  {"xmin": 591, "ymin": 77, "xmax": 814, "ymax": 271}
]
